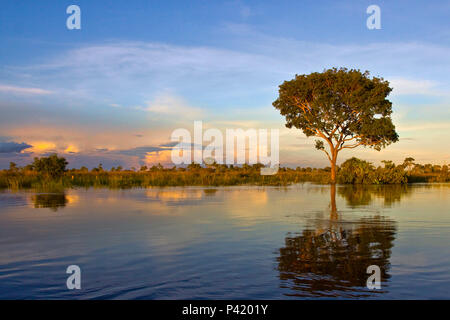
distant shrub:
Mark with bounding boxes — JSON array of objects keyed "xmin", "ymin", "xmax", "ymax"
[
  {"xmin": 338, "ymin": 157, "xmax": 408, "ymax": 184},
  {"xmin": 338, "ymin": 157, "xmax": 375, "ymax": 184},
  {"xmin": 32, "ymin": 154, "xmax": 68, "ymax": 179}
]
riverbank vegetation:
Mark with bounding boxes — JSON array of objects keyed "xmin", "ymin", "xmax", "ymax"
[{"xmin": 0, "ymin": 154, "xmax": 448, "ymax": 189}]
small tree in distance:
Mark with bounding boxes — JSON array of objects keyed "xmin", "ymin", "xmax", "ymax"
[
  {"xmin": 273, "ymin": 68, "xmax": 399, "ymax": 183},
  {"xmin": 32, "ymin": 154, "xmax": 68, "ymax": 179}
]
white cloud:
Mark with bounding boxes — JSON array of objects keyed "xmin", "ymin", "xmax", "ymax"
[
  {"xmin": 0, "ymin": 84, "xmax": 52, "ymax": 95},
  {"xmin": 9, "ymin": 37, "xmax": 450, "ymax": 106},
  {"xmin": 396, "ymin": 121, "xmax": 450, "ymax": 132},
  {"xmin": 144, "ymin": 94, "xmax": 204, "ymax": 118},
  {"xmin": 2, "ymin": 30, "xmax": 449, "ymax": 167},
  {"xmin": 389, "ymin": 78, "xmax": 440, "ymax": 95},
  {"xmin": 31, "ymin": 42, "xmax": 277, "ymax": 77}
]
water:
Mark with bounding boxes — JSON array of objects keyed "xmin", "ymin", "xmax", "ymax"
[{"xmin": 0, "ymin": 183, "xmax": 449, "ymax": 299}]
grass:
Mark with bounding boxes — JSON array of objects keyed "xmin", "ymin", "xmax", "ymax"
[
  {"xmin": 1, "ymin": 161, "xmax": 448, "ymax": 190},
  {"xmin": 0, "ymin": 168, "xmax": 331, "ymax": 190}
]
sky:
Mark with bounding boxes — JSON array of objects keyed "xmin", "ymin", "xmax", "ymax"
[{"xmin": 0, "ymin": 0, "xmax": 449, "ymax": 169}]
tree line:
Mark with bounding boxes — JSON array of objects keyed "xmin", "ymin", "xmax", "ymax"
[{"xmin": 1, "ymin": 154, "xmax": 448, "ymax": 189}]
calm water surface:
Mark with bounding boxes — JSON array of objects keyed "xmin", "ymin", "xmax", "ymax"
[{"xmin": 0, "ymin": 183, "xmax": 449, "ymax": 299}]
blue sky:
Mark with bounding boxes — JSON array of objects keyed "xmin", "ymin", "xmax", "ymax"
[{"xmin": 0, "ymin": 0, "xmax": 449, "ymax": 168}]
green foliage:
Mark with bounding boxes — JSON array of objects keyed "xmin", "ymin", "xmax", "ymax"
[
  {"xmin": 92, "ymin": 163, "xmax": 104, "ymax": 172},
  {"xmin": 9, "ymin": 162, "xmax": 19, "ymax": 173},
  {"xmin": 374, "ymin": 162, "xmax": 408, "ymax": 184},
  {"xmin": 338, "ymin": 157, "xmax": 407, "ymax": 184},
  {"xmin": 273, "ymin": 68, "xmax": 398, "ymax": 148},
  {"xmin": 408, "ymin": 162, "xmax": 450, "ymax": 182},
  {"xmin": 338, "ymin": 157, "xmax": 375, "ymax": 184},
  {"xmin": 187, "ymin": 162, "xmax": 202, "ymax": 170},
  {"xmin": 273, "ymin": 68, "xmax": 399, "ymax": 182},
  {"xmin": 403, "ymin": 157, "xmax": 415, "ymax": 170},
  {"xmin": 32, "ymin": 154, "xmax": 68, "ymax": 179},
  {"xmin": 314, "ymin": 140, "xmax": 325, "ymax": 151}
]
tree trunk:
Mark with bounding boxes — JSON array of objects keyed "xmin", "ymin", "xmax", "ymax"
[{"xmin": 330, "ymin": 155, "xmax": 337, "ymax": 184}]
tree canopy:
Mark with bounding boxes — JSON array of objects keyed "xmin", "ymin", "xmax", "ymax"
[
  {"xmin": 32, "ymin": 154, "xmax": 68, "ymax": 179},
  {"xmin": 273, "ymin": 67, "xmax": 399, "ymax": 183}
]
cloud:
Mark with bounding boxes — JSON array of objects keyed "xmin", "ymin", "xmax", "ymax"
[
  {"xmin": 145, "ymin": 150, "xmax": 173, "ymax": 166},
  {"xmin": 6, "ymin": 36, "xmax": 450, "ymax": 111},
  {"xmin": 0, "ymin": 85, "xmax": 52, "ymax": 95},
  {"xmin": 27, "ymin": 141, "xmax": 57, "ymax": 153},
  {"xmin": 112, "ymin": 142, "xmax": 203, "ymax": 165},
  {"xmin": 111, "ymin": 144, "xmax": 178, "ymax": 167},
  {"xmin": 159, "ymin": 141, "xmax": 179, "ymax": 148},
  {"xmin": 1, "ymin": 27, "xmax": 449, "ymax": 167},
  {"xmin": 115, "ymin": 146, "xmax": 169, "ymax": 157},
  {"xmin": 64, "ymin": 145, "xmax": 79, "ymax": 154},
  {"xmin": 6, "ymin": 41, "xmax": 282, "ymax": 108},
  {"xmin": 389, "ymin": 78, "xmax": 441, "ymax": 95},
  {"xmin": 144, "ymin": 94, "xmax": 204, "ymax": 118},
  {"xmin": 0, "ymin": 141, "xmax": 32, "ymax": 153},
  {"xmin": 397, "ymin": 121, "xmax": 450, "ymax": 132}
]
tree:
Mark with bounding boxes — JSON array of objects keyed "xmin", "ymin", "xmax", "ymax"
[
  {"xmin": 32, "ymin": 154, "xmax": 68, "ymax": 179},
  {"xmin": 92, "ymin": 163, "xmax": 103, "ymax": 172},
  {"xmin": 187, "ymin": 162, "xmax": 201, "ymax": 171},
  {"xmin": 381, "ymin": 160, "xmax": 395, "ymax": 169},
  {"xmin": 338, "ymin": 157, "xmax": 375, "ymax": 184},
  {"xmin": 273, "ymin": 68, "xmax": 398, "ymax": 183},
  {"xmin": 8, "ymin": 162, "xmax": 19, "ymax": 173},
  {"xmin": 402, "ymin": 157, "xmax": 415, "ymax": 171}
]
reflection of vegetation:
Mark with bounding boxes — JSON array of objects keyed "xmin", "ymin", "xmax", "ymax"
[
  {"xmin": 277, "ymin": 186, "xmax": 397, "ymax": 297},
  {"xmin": 338, "ymin": 184, "xmax": 411, "ymax": 207},
  {"xmin": 32, "ymin": 193, "xmax": 67, "ymax": 211},
  {"xmin": 277, "ymin": 216, "xmax": 396, "ymax": 297},
  {"xmin": 203, "ymin": 189, "xmax": 218, "ymax": 196},
  {"xmin": 0, "ymin": 154, "xmax": 448, "ymax": 190}
]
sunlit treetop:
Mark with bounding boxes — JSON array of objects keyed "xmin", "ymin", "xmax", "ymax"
[{"xmin": 273, "ymin": 67, "xmax": 399, "ymax": 183}]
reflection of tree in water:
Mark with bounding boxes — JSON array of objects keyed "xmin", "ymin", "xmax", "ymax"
[
  {"xmin": 203, "ymin": 189, "xmax": 218, "ymax": 196},
  {"xmin": 32, "ymin": 193, "xmax": 67, "ymax": 211},
  {"xmin": 277, "ymin": 185, "xmax": 397, "ymax": 297},
  {"xmin": 338, "ymin": 184, "xmax": 411, "ymax": 207}
]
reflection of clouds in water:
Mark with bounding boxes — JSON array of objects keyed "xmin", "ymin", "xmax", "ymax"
[
  {"xmin": 221, "ymin": 189, "xmax": 269, "ymax": 226},
  {"xmin": 144, "ymin": 187, "xmax": 271, "ymax": 225},
  {"xmin": 146, "ymin": 189, "xmax": 204, "ymax": 202},
  {"xmin": 226, "ymin": 189, "xmax": 268, "ymax": 205},
  {"xmin": 65, "ymin": 194, "xmax": 79, "ymax": 205}
]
